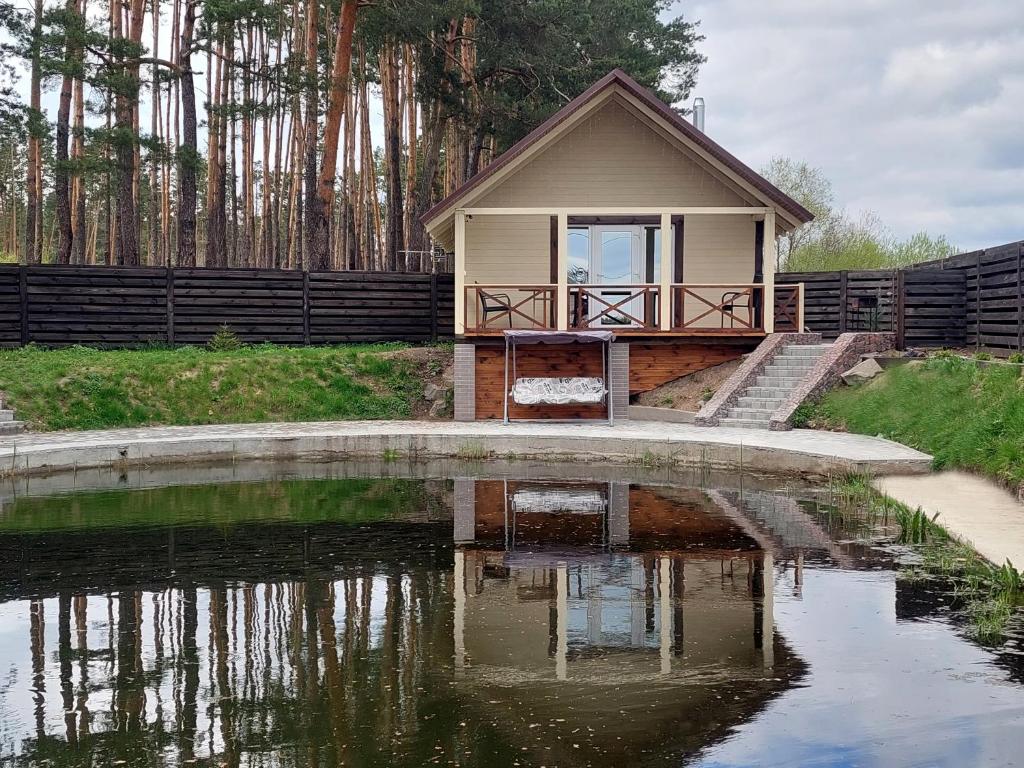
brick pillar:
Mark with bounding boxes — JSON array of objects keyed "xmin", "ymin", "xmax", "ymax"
[
  {"xmin": 454, "ymin": 343, "xmax": 476, "ymax": 421},
  {"xmin": 609, "ymin": 342, "xmax": 629, "ymax": 421}
]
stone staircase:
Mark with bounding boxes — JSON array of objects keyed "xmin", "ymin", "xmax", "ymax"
[
  {"xmin": 719, "ymin": 343, "xmax": 832, "ymax": 429},
  {"xmin": 0, "ymin": 395, "xmax": 24, "ymax": 436}
]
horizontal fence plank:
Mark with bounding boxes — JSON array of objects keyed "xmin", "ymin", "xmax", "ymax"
[{"xmin": 3, "ymin": 264, "xmax": 454, "ymax": 347}]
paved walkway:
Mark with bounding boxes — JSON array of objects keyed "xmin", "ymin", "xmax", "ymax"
[
  {"xmin": 0, "ymin": 420, "xmax": 931, "ymax": 479},
  {"xmin": 876, "ymin": 470, "xmax": 1024, "ymax": 567}
]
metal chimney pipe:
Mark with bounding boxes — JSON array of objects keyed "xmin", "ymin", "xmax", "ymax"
[{"xmin": 692, "ymin": 97, "xmax": 705, "ymax": 132}]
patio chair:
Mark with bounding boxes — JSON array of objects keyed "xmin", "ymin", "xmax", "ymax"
[
  {"xmin": 720, "ymin": 290, "xmax": 752, "ymax": 329},
  {"xmin": 479, "ymin": 290, "xmax": 513, "ymax": 328},
  {"xmin": 569, "ymin": 289, "xmax": 590, "ymax": 328}
]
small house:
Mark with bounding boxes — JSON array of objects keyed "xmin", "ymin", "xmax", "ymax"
[{"xmin": 422, "ymin": 69, "xmax": 813, "ymax": 421}]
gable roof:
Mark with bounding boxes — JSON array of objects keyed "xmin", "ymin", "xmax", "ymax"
[{"xmin": 421, "ymin": 69, "xmax": 814, "ymax": 229}]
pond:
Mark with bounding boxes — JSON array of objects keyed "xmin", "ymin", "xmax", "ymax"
[{"xmin": 0, "ymin": 461, "xmax": 1022, "ymax": 767}]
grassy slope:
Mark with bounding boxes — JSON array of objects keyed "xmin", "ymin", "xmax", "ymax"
[
  {"xmin": 808, "ymin": 356, "xmax": 1024, "ymax": 485},
  {"xmin": 0, "ymin": 343, "xmax": 447, "ymax": 431}
]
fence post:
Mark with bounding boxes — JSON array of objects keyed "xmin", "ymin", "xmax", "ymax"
[
  {"xmin": 1018, "ymin": 244, "xmax": 1023, "ymax": 352},
  {"xmin": 166, "ymin": 266, "xmax": 175, "ymax": 345},
  {"xmin": 302, "ymin": 270, "xmax": 311, "ymax": 346},
  {"xmin": 430, "ymin": 272, "xmax": 439, "ymax": 342},
  {"xmin": 975, "ymin": 250, "xmax": 982, "ymax": 350},
  {"xmin": 838, "ymin": 271, "xmax": 848, "ymax": 334},
  {"xmin": 18, "ymin": 265, "xmax": 28, "ymax": 346},
  {"xmin": 895, "ymin": 269, "xmax": 906, "ymax": 350}
]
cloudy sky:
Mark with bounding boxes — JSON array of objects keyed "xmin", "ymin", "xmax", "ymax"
[{"xmin": 678, "ymin": 0, "xmax": 1024, "ymax": 250}]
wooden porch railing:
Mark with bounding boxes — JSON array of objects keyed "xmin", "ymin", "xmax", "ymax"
[
  {"xmin": 773, "ymin": 283, "xmax": 805, "ymax": 332},
  {"xmin": 568, "ymin": 284, "xmax": 660, "ymax": 330},
  {"xmin": 671, "ymin": 284, "xmax": 766, "ymax": 333},
  {"xmin": 464, "ymin": 282, "xmax": 802, "ymax": 335},
  {"xmin": 464, "ymin": 285, "xmax": 556, "ymax": 332}
]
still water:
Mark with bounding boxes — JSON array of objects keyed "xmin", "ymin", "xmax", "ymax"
[{"xmin": 0, "ymin": 462, "xmax": 1022, "ymax": 767}]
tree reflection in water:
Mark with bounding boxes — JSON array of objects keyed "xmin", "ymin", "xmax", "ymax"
[{"xmin": 0, "ymin": 474, "xmax": 811, "ymax": 767}]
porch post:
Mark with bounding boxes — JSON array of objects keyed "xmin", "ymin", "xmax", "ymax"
[
  {"xmin": 454, "ymin": 210, "xmax": 467, "ymax": 335},
  {"xmin": 763, "ymin": 210, "xmax": 776, "ymax": 333},
  {"xmin": 557, "ymin": 213, "xmax": 569, "ymax": 330},
  {"xmin": 659, "ymin": 212, "xmax": 672, "ymax": 331}
]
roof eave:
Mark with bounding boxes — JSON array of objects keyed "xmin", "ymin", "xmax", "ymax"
[{"xmin": 420, "ymin": 68, "xmax": 814, "ymax": 229}]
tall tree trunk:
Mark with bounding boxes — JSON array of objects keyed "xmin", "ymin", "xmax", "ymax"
[
  {"xmin": 71, "ymin": 0, "xmax": 87, "ymax": 267},
  {"xmin": 402, "ymin": 45, "xmax": 416, "ymax": 266},
  {"xmin": 204, "ymin": 42, "xmax": 220, "ymax": 266},
  {"xmin": 407, "ymin": 23, "xmax": 457, "ymax": 253},
  {"xmin": 24, "ymin": 0, "xmax": 42, "ymax": 264},
  {"xmin": 54, "ymin": 0, "xmax": 79, "ymax": 265},
  {"xmin": 307, "ymin": 0, "xmax": 357, "ymax": 271},
  {"xmin": 147, "ymin": 0, "xmax": 160, "ymax": 266},
  {"xmin": 113, "ymin": 0, "xmax": 145, "ymax": 266},
  {"xmin": 381, "ymin": 42, "xmax": 404, "ymax": 271},
  {"xmin": 176, "ymin": 0, "xmax": 198, "ymax": 266},
  {"xmin": 301, "ymin": 0, "xmax": 320, "ymax": 269}
]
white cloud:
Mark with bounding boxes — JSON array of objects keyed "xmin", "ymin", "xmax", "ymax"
[{"xmin": 678, "ymin": 0, "xmax": 1024, "ymax": 250}]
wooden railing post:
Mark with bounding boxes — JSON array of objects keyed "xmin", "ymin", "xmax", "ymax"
[
  {"xmin": 454, "ymin": 211, "xmax": 466, "ymax": 335},
  {"xmin": 659, "ymin": 213, "xmax": 672, "ymax": 331},
  {"xmin": 798, "ymin": 282, "xmax": 805, "ymax": 332},
  {"xmin": 763, "ymin": 210, "xmax": 776, "ymax": 333},
  {"xmin": 556, "ymin": 214, "xmax": 568, "ymax": 330}
]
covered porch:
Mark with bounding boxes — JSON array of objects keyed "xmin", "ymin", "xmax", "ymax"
[{"xmin": 455, "ymin": 206, "xmax": 805, "ymax": 337}]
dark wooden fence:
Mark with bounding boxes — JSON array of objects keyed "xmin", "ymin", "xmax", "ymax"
[
  {"xmin": 0, "ymin": 265, "xmax": 455, "ymax": 348},
  {"xmin": 778, "ymin": 239, "xmax": 1024, "ymax": 354},
  {"xmin": 908, "ymin": 240, "xmax": 1024, "ymax": 354},
  {"xmin": 778, "ymin": 270, "xmax": 899, "ymax": 338}
]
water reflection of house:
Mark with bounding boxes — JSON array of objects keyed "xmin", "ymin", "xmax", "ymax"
[{"xmin": 452, "ymin": 479, "xmax": 805, "ymax": 763}]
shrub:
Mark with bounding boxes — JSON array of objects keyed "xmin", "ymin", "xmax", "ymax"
[{"xmin": 207, "ymin": 325, "xmax": 243, "ymax": 351}]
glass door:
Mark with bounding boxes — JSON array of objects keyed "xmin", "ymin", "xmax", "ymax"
[{"xmin": 590, "ymin": 226, "xmax": 643, "ymax": 327}]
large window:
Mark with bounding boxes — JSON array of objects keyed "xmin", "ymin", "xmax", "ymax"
[{"xmin": 568, "ymin": 228, "xmax": 590, "ymax": 284}]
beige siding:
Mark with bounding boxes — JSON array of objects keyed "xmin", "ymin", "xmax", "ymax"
[
  {"xmin": 681, "ymin": 215, "xmax": 756, "ymax": 328},
  {"xmin": 475, "ymin": 97, "xmax": 751, "ymax": 209},
  {"xmin": 464, "ymin": 214, "xmax": 550, "ymax": 328}
]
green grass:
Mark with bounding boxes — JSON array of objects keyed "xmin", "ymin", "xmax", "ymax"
[
  {"xmin": 0, "ymin": 343, "xmax": 442, "ymax": 431},
  {"xmin": 830, "ymin": 473, "xmax": 1023, "ymax": 643},
  {"xmin": 809, "ymin": 356, "xmax": 1024, "ymax": 485}
]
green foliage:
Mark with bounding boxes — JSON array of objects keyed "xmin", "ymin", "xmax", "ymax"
[
  {"xmin": 973, "ymin": 351, "xmax": 992, "ymax": 361},
  {"xmin": 207, "ymin": 324, "xmax": 243, "ymax": 351},
  {"xmin": 894, "ymin": 506, "xmax": 941, "ymax": 544},
  {"xmin": 809, "ymin": 357, "xmax": 1024, "ymax": 485},
  {"xmin": 763, "ymin": 156, "xmax": 957, "ymax": 272},
  {"xmin": 364, "ymin": 0, "xmax": 705, "ymax": 153},
  {"xmin": 0, "ymin": 343, "xmax": 435, "ymax": 431},
  {"xmin": 789, "ymin": 400, "xmax": 816, "ymax": 428},
  {"xmin": 1008, "ymin": 353, "xmax": 1024, "ymax": 364}
]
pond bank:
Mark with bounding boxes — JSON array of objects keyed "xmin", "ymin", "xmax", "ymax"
[
  {"xmin": 876, "ymin": 470, "xmax": 1024, "ymax": 568},
  {"xmin": 0, "ymin": 419, "xmax": 931, "ymax": 480}
]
